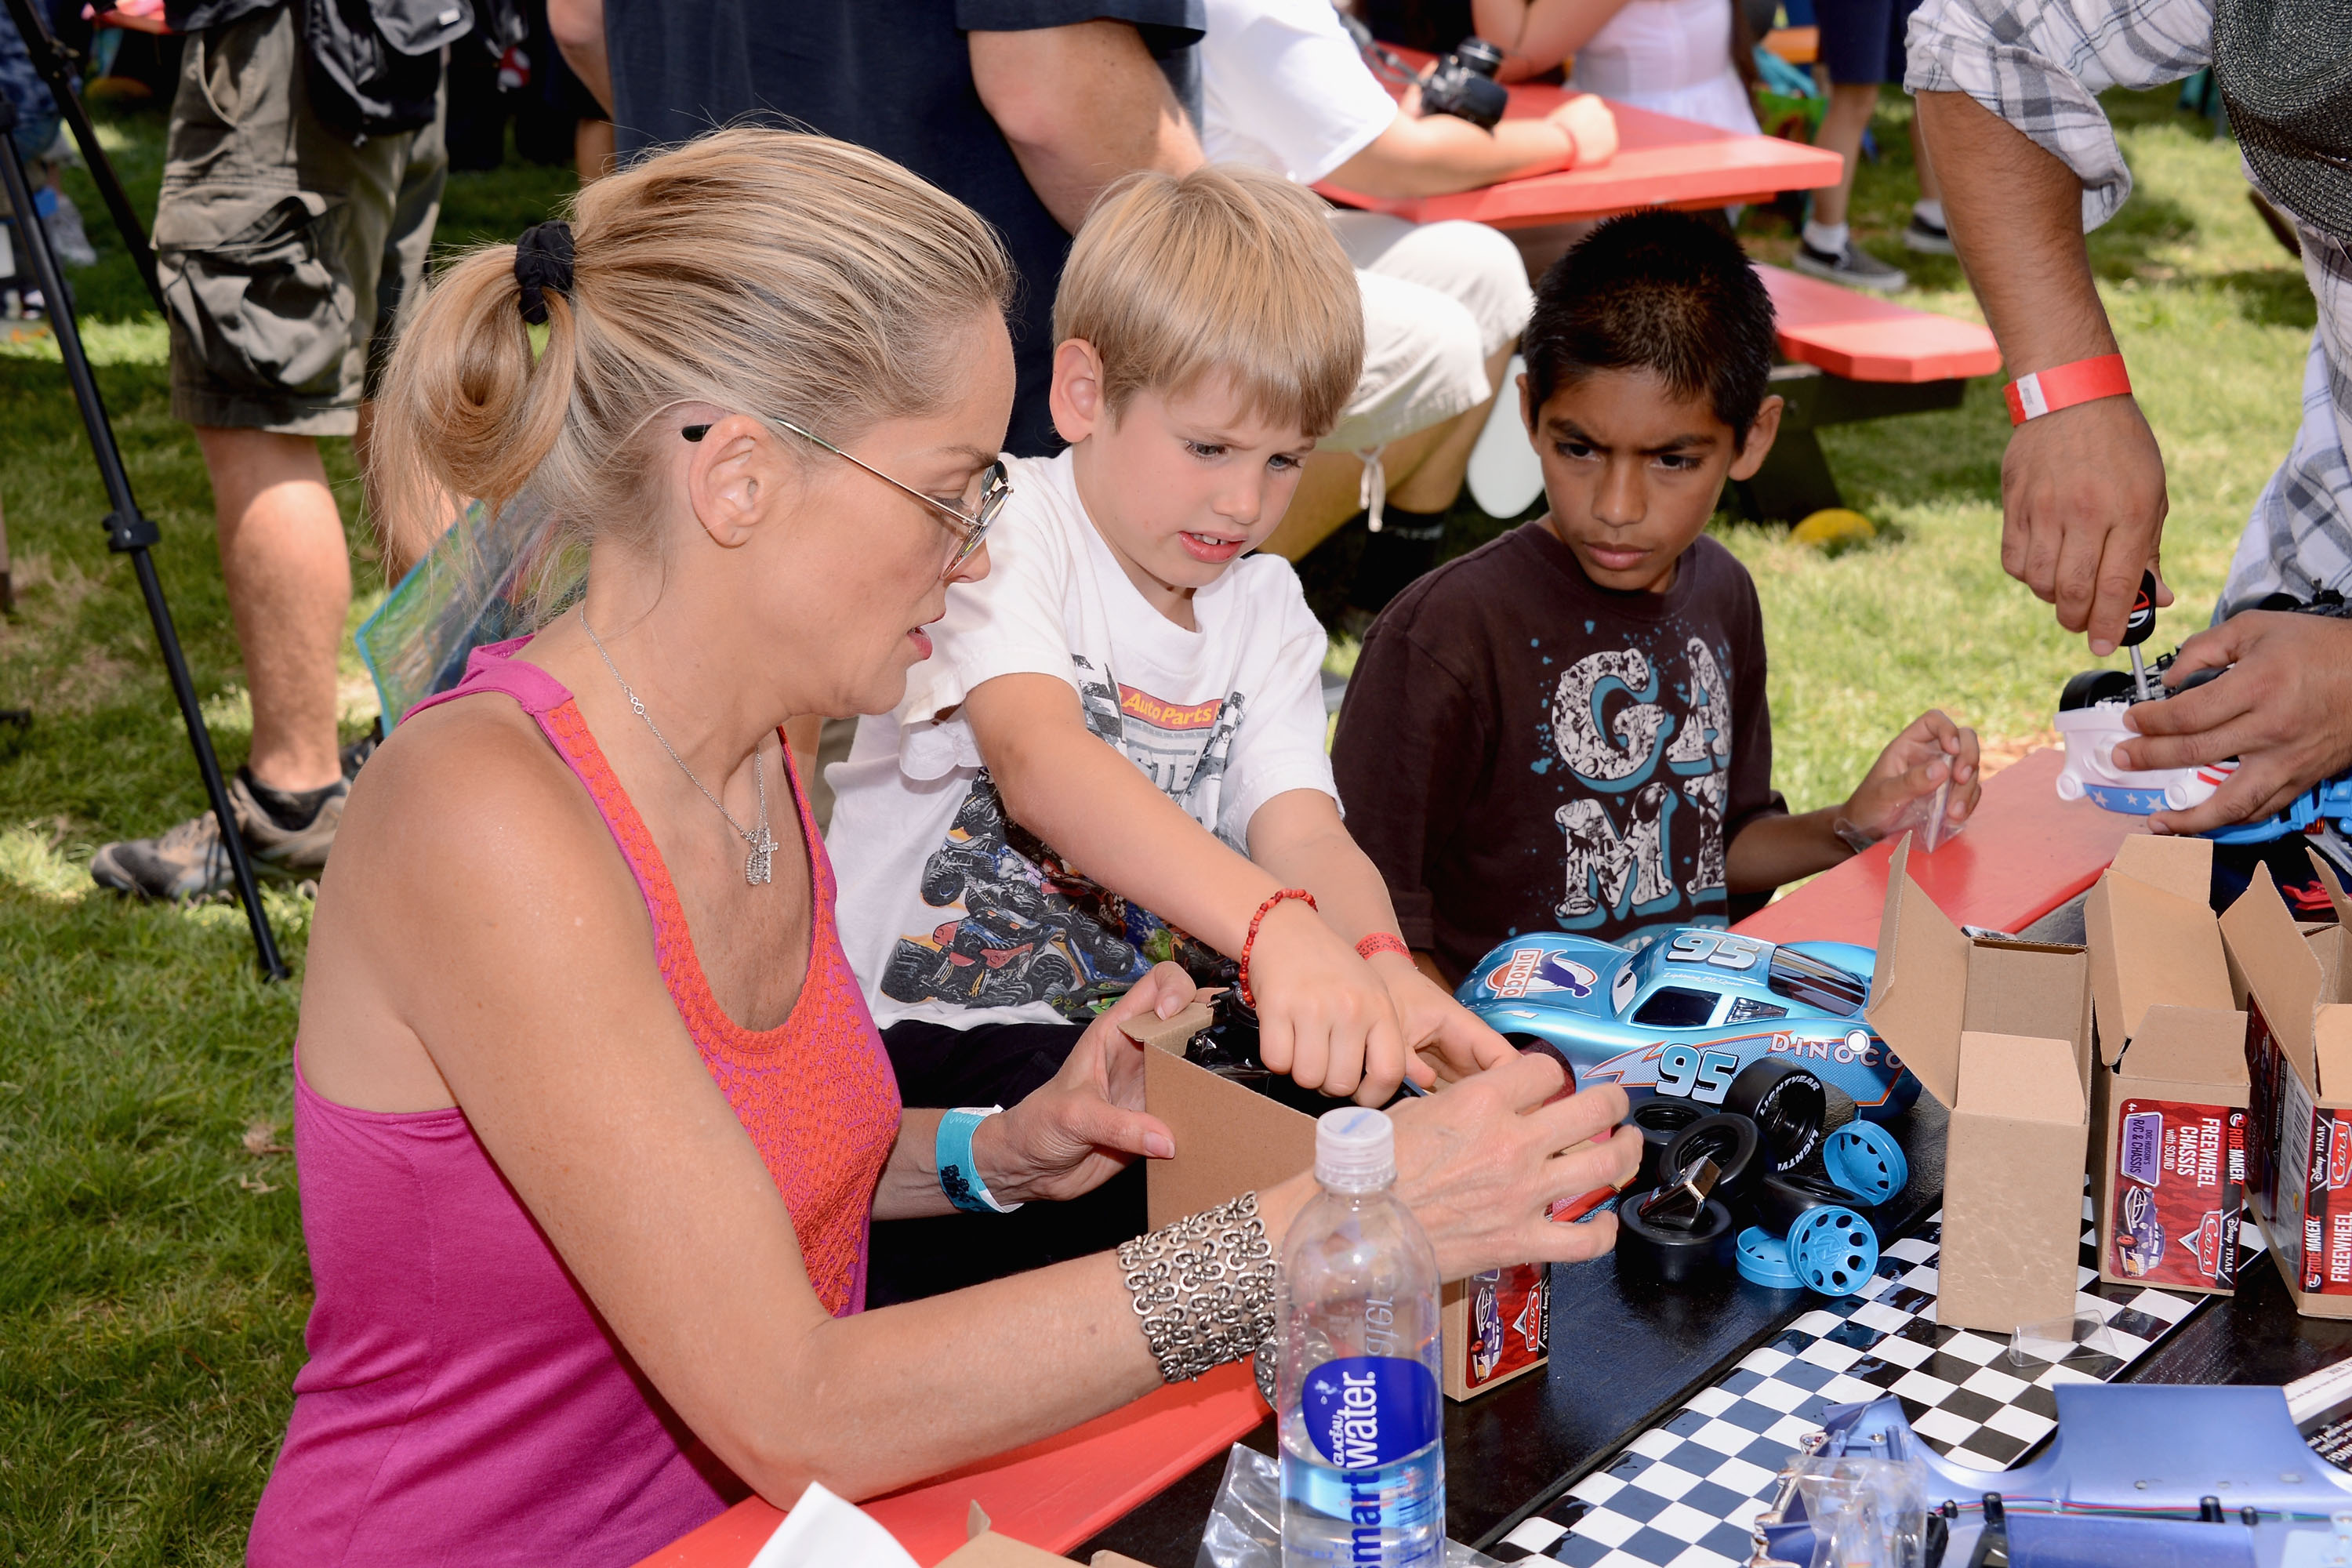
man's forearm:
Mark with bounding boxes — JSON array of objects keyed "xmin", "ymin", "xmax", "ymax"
[
  {"xmin": 1916, "ymin": 89, "xmax": 2114, "ymax": 375},
  {"xmin": 970, "ymin": 21, "xmax": 1204, "ymax": 232},
  {"xmin": 546, "ymin": 0, "xmax": 612, "ymax": 114},
  {"xmin": 1328, "ymin": 113, "xmax": 1573, "ymax": 198}
]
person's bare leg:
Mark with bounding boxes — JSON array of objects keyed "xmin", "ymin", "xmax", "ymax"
[
  {"xmin": 1262, "ymin": 418, "xmax": 1454, "ymax": 562},
  {"xmin": 1911, "ymin": 117, "xmax": 1941, "ymax": 205},
  {"xmin": 575, "ymin": 118, "xmax": 615, "ymax": 183},
  {"xmin": 1385, "ymin": 344, "xmax": 1515, "ymax": 514},
  {"xmin": 195, "ymin": 426, "xmax": 351, "ymax": 793},
  {"xmin": 1810, "ymin": 82, "xmax": 1878, "ymax": 227}
]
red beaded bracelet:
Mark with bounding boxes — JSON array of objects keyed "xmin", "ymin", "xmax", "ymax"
[
  {"xmin": 1237, "ymin": 887, "xmax": 1317, "ymax": 1008},
  {"xmin": 1356, "ymin": 932, "xmax": 1410, "ymax": 961}
]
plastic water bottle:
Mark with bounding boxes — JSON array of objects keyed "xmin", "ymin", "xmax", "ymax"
[{"xmin": 1277, "ymin": 1106, "xmax": 1446, "ymax": 1566}]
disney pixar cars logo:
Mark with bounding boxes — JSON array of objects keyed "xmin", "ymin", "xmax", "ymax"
[{"xmin": 1486, "ymin": 949, "xmax": 1598, "ymax": 1000}]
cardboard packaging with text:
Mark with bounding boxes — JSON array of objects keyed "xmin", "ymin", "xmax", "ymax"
[
  {"xmin": 1864, "ymin": 837, "xmax": 2095, "ymax": 1333},
  {"xmin": 2082, "ymin": 836, "xmax": 2248, "ymax": 1294},
  {"xmin": 1127, "ymin": 1003, "xmax": 1551, "ymax": 1401},
  {"xmin": 2220, "ymin": 853, "xmax": 2352, "ymax": 1316}
]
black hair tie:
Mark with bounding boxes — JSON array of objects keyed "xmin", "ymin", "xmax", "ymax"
[{"xmin": 514, "ymin": 220, "xmax": 575, "ymax": 325}]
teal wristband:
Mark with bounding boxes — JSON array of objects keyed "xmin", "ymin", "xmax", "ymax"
[{"xmin": 937, "ymin": 1106, "xmax": 1019, "ymax": 1214}]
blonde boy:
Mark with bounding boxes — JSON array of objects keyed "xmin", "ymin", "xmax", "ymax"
[{"xmin": 828, "ymin": 166, "xmax": 1512, "ymax": 1158}]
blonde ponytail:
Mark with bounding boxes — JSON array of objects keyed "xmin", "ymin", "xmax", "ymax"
[{"xmin": 368, "ymin": 129, "xmax": 1014, "ymax": 584}]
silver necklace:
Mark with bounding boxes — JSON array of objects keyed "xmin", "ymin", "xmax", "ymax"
[{"xmin": 579, "ymin": 606, "xmax": 777, "ymax": 886}]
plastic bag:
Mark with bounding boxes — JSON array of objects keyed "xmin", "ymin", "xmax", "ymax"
[
  {"xmin": 1196, "ymin": 1444, "xmax": 1504, "ymax": 1568},
  {"xmin": 355, "ymin": 492, "xmax": 581, "ymax": 729},
  {"xmin": 1787, "ymin": 1454, "xmax": 1929, "ymax": 1568}
]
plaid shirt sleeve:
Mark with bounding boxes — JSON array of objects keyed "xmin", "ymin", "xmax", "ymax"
[{"xmin": 1904, "ymin": 0, "xmax": 2215, "ymax": 227}]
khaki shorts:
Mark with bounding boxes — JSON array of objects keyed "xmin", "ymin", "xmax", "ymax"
[
  {"xmin": 1320, "ymin": 210, "xmax": 1535, "ymax": 456},
  {"xmin": 155, "ymin": 1, "xmax": 448, "ymax": 436}
]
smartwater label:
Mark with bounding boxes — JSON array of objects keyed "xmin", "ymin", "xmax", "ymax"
[{"xmin": 1302, "ymin": 1356, "xmax": 1441, "ymax": 1468}]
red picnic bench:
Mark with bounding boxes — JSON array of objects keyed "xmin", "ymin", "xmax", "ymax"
[
  {"xmin": 634, "ymin": 749, "xmax": 2139, "ymax": 1568},
  {"xmin": 1734, "ymin": 262, "xmax": 2003, "ymax": 521},
  {"xmin": 1316, "ymin": 49, "xmax": 1842, "ymax": 227}
]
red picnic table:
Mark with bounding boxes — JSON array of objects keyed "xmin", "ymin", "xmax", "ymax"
[
  {"xmin": 638, "ymin": 749, "xmax": 2143, "ymax": 1568},
  {"xmin": 1315, "ymin": 50, "xmax": 1843, "ymax": 227}
]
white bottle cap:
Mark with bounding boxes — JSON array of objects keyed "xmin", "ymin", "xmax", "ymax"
[{"xmin": 1316, "ymin": 1106, "xmax": 1396, "ymax": 1192}]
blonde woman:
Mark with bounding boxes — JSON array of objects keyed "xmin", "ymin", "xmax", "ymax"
[{"xmin": 256, "ymin": 129, "xmax": 1636, "ymax": 1566}]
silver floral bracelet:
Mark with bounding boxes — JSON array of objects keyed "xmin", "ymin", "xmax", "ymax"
[{"xmin": 1116, "ymin": 1191, "xmax": 1278, "ymax": 1385}]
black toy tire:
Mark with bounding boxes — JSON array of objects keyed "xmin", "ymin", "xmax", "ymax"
[
  {"xmin": 1616, "ymin": 1193, "xmax": 1737, "ymax": 1283},
  {"xmin": 1759, "ymin": 1171, "xmax": 1870, "ymax": 1238},
  {"xmin": 1722, "ymin": 1061, "xmax": 1828, "ymax": 1174},
  {"xmin": 2059, "ymin": 669, "xmax": 2135, "ymax": 711},
  {"xmin": 1631, "ymin": 1098, "xmax": 1706, "ymax": 1190},
  {"xmin": 1663, "ymin": 1112, "xmax": 1763, "ymax": 1207}
]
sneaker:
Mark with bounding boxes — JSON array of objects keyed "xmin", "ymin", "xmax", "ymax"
[
  {"xmin": 1792, "ymin": 238, "xmax": 1908, "ymax": 292},
  {"xmin": 45, "ymin": 194, "xmax": 98, "ymax": 268},
  {"xmin": 341, "ymin": 717, "xmax": 382, "ymax": 779},
  {"xmin": 1903, "ymin": 213, "xmax": 1956, "ymax": 255},
  {"xmin": 91, "ymin": 771, "xmax": 348, "ymax": 901}
]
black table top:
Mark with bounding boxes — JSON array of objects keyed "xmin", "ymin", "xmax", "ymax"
[{"xmin": 1080, "ymin": 1096, "xmax": 1951, "ymax": 1565}]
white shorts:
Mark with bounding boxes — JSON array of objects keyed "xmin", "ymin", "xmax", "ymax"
[{"xmin": 1321, "ymin": 210, "xmax": 1535, "ymax": 454}]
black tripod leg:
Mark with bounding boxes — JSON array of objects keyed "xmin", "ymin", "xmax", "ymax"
[
  {"xmin": 2, "ymin": 0, "xmax": 162, "ymax": 307},
  {"xmin": 0, "ymin": 99, "xmax": 285, "ymax": 979}
]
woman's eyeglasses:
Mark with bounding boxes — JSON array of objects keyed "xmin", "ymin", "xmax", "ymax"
[{"xmin": 683, "ymin": 418, "xmax": 1008, "ymax": 576}]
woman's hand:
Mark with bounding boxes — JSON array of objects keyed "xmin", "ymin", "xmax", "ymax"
[
  {"xmin": 978, "ymin": 964, "xmax": 1192, "ymax": 1205},
  {"xmin": 1388, "ymin": 1054, "xmax": 1639, "ymax": 1280},
  {"xmin": 1248, "ymin": 900, "xmax": 1421, "ymax": 1105},
  {"xmin": 1548, "ymin": 94, "xmax": 1618, "ymax": 167},
  {"xmin": 1367, "ymin": 951, "xmax": 1517, "ymax": 1083},
  {"xmin": 1838, "ymin": 708, "xmax": 1981, "ymax": 844}
]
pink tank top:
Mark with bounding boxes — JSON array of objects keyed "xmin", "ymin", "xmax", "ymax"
[{"xmin": 249, "ymin": 638, "xmax": 902, "ymax": 1568}]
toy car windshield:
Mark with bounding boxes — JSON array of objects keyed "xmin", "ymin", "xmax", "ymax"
[{"xmin": 1767, "ymin": 946, "xmax": 1868, "ymax": 1016}]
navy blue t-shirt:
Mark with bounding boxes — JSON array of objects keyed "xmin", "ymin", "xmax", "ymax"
[{"xmin": 603, "ymin": 0, "xmax": 1203, "ymax": 459}]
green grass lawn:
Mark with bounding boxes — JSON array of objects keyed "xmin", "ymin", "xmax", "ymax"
[{"xmin": 0, "ymin": 85, "xmax": 2314, "ymax": 1563}]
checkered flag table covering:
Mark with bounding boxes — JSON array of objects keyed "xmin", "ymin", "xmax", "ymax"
[{"xmin": 1490, "ymin": 1207, "xmax": 2233, "ymax": 1566}]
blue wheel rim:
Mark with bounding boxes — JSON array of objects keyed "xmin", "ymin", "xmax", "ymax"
[
  {"xmin": 1787, "ymin": 1205, "xmax": 1879, "ymax": 1297},
  {"xmin": 1822, "ymin": 1122, "xmax": 1908, "ymax": 1203},
  {"xmin": 1737, "ymin": 1225, "xmax": 1802, "ymax": 1288}
]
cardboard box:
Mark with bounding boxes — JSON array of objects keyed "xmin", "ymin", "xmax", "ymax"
[
  {"xmin": 2220, "ymin": 854, "xmax": 2352, "ymax": 1315},
  {"xmin": 1865, "ymin": 838, "xmax": 2095, "ymax": 1333},
  {"xmin": 1128, "ymin": 1003, "xmax": 1551, "ymax": 1400},
  {"xmin": 2079, "ymin": 836, "xmax": 2249, "ymax": 1294},
  {"xmin": 935, "ymin": 1502, "xmax": 1152, "ymax": 1566}
]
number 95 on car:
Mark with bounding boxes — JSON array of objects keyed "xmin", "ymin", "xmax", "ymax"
[{"xmin": 1454, "ymin": 927, "xmax": 1918, "ymax": 1120}]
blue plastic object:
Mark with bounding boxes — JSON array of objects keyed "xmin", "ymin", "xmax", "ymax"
[
  {"xmin": 1761, "ymin": 1385, "xmax": 2352, "ymax": 1568},
  {"xmin": 1737, "ymin": 1226, "xmax": 1802, "ymax": 1288},
  {"xmin": 1787, "ymin": 1206, "xmax": 1878, "ymax": 1296},
  {"xmin": 1822, "ymin": 1121, "xmax": 1907, "ymax": 1203}
]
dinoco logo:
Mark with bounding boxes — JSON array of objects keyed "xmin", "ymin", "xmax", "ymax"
[{"xmin": 1486, "ymin": 949, "xmax": 1598, "ymax": 1000}]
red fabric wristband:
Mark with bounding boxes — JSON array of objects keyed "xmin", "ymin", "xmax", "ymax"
[
  {"xmin": 1237, "ymin": 888, "xmax": 1317, "ymax": 1009},
  {"xmin": 2005, "ymin": 353, "xmax": 2131, "ymax": 425},
  {"xmin": 1356, "ymin": 932, "xmax": 1410, "ymax": 962}
]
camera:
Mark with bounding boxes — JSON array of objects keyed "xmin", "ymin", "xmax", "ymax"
[{"xmin": 1418, "ymin": 37, "xmax": 1508, "ymax": 129}]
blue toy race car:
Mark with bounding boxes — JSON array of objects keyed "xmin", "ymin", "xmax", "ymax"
[{"xmin": 1455, "ymin": 927, "xmax": 1918, "ymax": 1121}]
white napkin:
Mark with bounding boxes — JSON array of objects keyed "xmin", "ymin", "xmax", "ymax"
[{"xmin": 747, "ymin": 1481, "xmax": 920, "ymax": 1568}]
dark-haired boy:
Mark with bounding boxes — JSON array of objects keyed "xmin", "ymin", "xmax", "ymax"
[{"xmin": 1332, "ymin": 211, "xmax": 1983, "ymax": 982}]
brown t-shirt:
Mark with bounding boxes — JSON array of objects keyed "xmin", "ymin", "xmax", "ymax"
[{"xmin": 1334, "ymin": 521, "xmax": 1786, "ymax": 982}]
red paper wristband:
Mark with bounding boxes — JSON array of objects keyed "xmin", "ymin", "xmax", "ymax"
[
  {"xmin": 2005, "ymin": 353, "xmax": 2131, "ymax": 426},
  {"xmin": 1237, "ymin": 887, "xmax": 1317, "ymax": 1009},
  {"xmin": 1356, "ymin": 932, "xmax": 1410, "ymax": 961}
]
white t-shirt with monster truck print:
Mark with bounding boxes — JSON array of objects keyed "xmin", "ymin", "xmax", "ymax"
[{"xmin": 826, "ymin": 448, "xmax": 1338, "ymax": 1032}]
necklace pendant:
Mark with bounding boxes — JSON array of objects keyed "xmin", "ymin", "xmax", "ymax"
[{"xmin": 745, "ymin": 827, "xmax": 778, "ymax": 887}]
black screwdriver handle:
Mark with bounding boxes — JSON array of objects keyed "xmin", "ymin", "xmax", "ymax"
[{"xmin": 2121, "ymin": 569, "xmax": 2158, "ymax": 648}]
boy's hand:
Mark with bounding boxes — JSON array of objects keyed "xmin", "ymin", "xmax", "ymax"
[
  {"xmin": 1367, "ymin": 952, "xmax": 1518, "ymax": 1083},
  {"xmin": 1838, "ymin": 709, "xmax": 1981, "ymax": 844},
  {"xmin": 1250, "ymin": 902, "xmax": 1419, "ymax": 1105}
]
